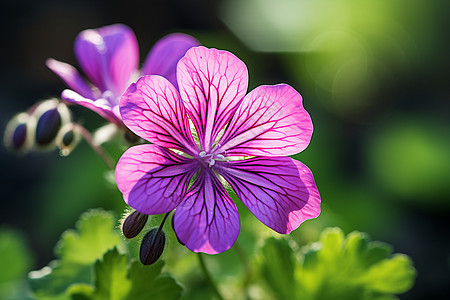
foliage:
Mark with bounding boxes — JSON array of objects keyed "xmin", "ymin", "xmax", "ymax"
[
  {"xmin": 0, "ymin": 216, "xmax": 419, "ymax": 300},
  {"xmin": 28, "ymin": 209, "xmax": 182, "ymax": 300},
  {"xmin": 258, "ymin": 227, "xmax": 416, "ymax": 300},
  {"xmin": 0, "ymin": 228, "xmax": 34, "ymax": 300}
]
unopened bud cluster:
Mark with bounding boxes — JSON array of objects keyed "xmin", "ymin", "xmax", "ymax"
[
  {"xmin": 4, "ymin": 99, "xmax": 80, "ymax": 155},
  {"xmin": 121, "ymin": 210, "xmax": 167, "ymax": 265}
]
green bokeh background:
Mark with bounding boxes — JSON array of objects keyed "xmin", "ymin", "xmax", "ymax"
[{"xmin": 1, "ymin": 0, "xmax": 449, "ymax": 299}]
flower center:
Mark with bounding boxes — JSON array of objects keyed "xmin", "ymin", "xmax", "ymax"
[{"xmin": 198, "ymin": 149, "xmax": 226, "ymax": 167}]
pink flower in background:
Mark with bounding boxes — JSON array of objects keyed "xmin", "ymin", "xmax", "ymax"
[
  {"xmin": 115, "ymin": 46, "xmax": 321, "ymax": 254},
  {"xmin": 47, "ymin": 24, "xmax": 199, "ymax": 126}
]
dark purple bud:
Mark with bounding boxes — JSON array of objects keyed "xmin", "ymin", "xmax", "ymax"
[
  {"xmin": 35, "ymin": 108, "xmax": 61, "ymax": 146},
  {"xmin": 140, "ymin": 228, "xmax": 166, "ymax": 265},
  {"xmin": 31, "ymin": 99, "xmax": 71, "ymax": 149},
  {"xmin": 56, "ymin": 124, "xmax": 81, "ymax": 156},
  {"xmin": 12, "ymin": 122, "xmax": 28, "ymax": 150},
  {"xmin": 4, "ymin": 112, "xmax": 33, "ymax": 152},
  {"xmin": 122, "ymin": 211, "xmax": 148, "ymax": 239},
  {"xmin": 61, "ymin": 129, "xmax": 74, "ymax": 146}
]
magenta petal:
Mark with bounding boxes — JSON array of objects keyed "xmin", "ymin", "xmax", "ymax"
[
  {"xmin": 215, "ymin": 157, "xmax": 320, "ymax": 234},
  {"xmin": 46, "ymin": 58, "xmax": 96, "ymax": 99},
  {"xmin": 115, "ymin": 144, "xmax": 197, "ymax": 215},
  {"xmin": 61, "ymin": 89, "xmax": 122, "ymax": 126},
  {"xmin": 177, "ymin": 46, "xmax": 248, "ymax": 151},
  {"xmin": 120, "ymin": 75, "xmax": 197, "ymax": 154},
  {"xmin": 75, "ymin": 24, "xmax": 139, "ymax": 98},
  {"xmin": 141, "ymin": 33, "xmax": 200, "ymax": 89},
  {"xmin": 173, "ymin": 170, "xmax": 240, "ymax": 254},
  {"xmin": 218, "ymin": 84, "xmax": 313, "ymax": 157}
]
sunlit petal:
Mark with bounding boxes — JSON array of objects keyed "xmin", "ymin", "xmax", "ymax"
[
  {"xmin": 46, "ymin": 58, "xmax": 96, "ymax": 99},
  {"xmin": 61, "ymin": 89, "xmax": 122, "ymax": 126},
  {"xmin": 177, "ymin": 46, "xmax": 248, "ymax": 151},
  {"xmin": 218, "ymin": 84, "xmax": 313, "ymax": 157},
  {"xmin": 120, "ymin": 75, "xmax": 197, "ymax": 155},
  {"xmin": 173, "ymin": 170, "xmax": 240, "ymax": 254},
  {"xmin": 142, "ymin": 33, "xmax": 200, "ymax": 89},
  {"xmin": 215, "ymin": 157, "xmax": 320, "ymax": 234},
  {"xmin": 75, "ymin": 24, "xmax": 138, "ymax": 99},
  {"xmin": 115, "ymin": 144, "xmax": 198, "ymax": 215}
]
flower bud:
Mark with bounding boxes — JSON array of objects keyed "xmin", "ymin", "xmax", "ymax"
[
  {"xmin": 56, "ymin": 123, "xmax": 81, "ymax": 156},
  {"xmin": 122, "ymin": 211, "xmax": 148, "ymax": 239},
  {"xmin": 31, "ymin": 99, "xmax": 71, "ymax": 149},
  {"xmin": 139, "ymin": 228, "xmax": 166, "ymax": 265},
  {"xmin": 4, "ymin": 112, "xmax": 34, "ymax": 152}
]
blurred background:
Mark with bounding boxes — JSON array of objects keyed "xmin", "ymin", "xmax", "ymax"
[{"xmin": 1, "ymin": 0, "xmax": 449, "ymax": 299}]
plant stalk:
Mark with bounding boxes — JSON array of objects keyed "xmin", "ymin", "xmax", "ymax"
[
  {"xmin": 198, "ymin": 253, "xmax": 225, "ymax": 300},
  {"xmin": 74, "ymin": 123, "xmax": 115, "ymax": 170}
]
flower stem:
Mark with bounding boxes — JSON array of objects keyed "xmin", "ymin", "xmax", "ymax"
[
  {"xmin": 234, "ymin": 242, "xmax": 252, "ymax": 299},
  {"xmin": 157, "ymin": 212, "xmax": 170, "ymax": 234},
  {"xmin": 198, "ymin": 253, "xmax": 225, "ymax": 300},
  {"xmin": 74, "ymin": 123, "xmax": 115, "ymax": 170}
]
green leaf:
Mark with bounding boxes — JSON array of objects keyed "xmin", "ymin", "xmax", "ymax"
[
  {"xmin": 29, "ymin": 209, "xmax": 123, "ymax": 299},
  {"xmin": 67, "ymin": 284, "xmax": 94, "ymax": 300},
  {"xmin": 29, "ymin": 209, "xmax": 182, "ymax": 300},
  {"xmin": 29, "ymin": 261, "xmax": 92, "ymax": 297},
  {"xmin": 69, "ymin": 249, "xmax": 182, "ymax": 300},
  {"xmin": 56, "ymin": 209, "xmax": 122, "ymax": 265},
  {"xmin": 0, "ymin": 228, "xmax": 31, "ymax": 284},
  {"xmin": 318, "ymin": 227, "xmax": 345, "ymax": 262},
  {"xmin": 0, "ymin": 228, "xmax": 34, "ymax": 300},
  {"xmin": 91, "ymin": 248, "xmax": 131, "ymax": 300},
  {"xmin": 0, "ymin": 228, "xmax": 32, "ymax": 283},
  {"xmin": 361, "ymin": 254, "xmax": 416, "ymax": 294},
  {"xmin": 95, "ymin": 249, "xmax": 129, "ymax": 299},
  {"xmin": 259, "ymin": 237, "xmax": 297, "ymax": 299},
  {"xmin": 360, "ymin": 241, "xmax": 393, "ymax": 269},
  {"xmin": 126, "ymin": 260, "xmax": 182, "ymax": 300},
  {"xmin": 296, "ymin": 227, "xmax": 416, "ymax": 300},
  {"xmin": 257, "ymin": 227, "xmax": 416, "ymax": 300}
]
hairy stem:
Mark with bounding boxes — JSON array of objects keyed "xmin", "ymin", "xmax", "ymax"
[
  {"xmin": 198, "ymin": 253, "xmax": 225, "ymax": 300},
  {"xmin": 157, "ymin": 212, "xmax": 170, "ymax": 234},
  {"xmin": 74, "ymin": 123, "xmax": 115, "ymax": 170}
]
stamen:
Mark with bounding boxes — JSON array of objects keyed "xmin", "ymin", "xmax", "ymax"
[
  {"xmin": 209, "ymin": 159, "xmax": 216, "ymax": 167},
  {"xmin": 199, "ymin": 149, "xmax": 226, "ymax": 167}
]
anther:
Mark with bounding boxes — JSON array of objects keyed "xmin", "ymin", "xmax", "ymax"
[{"xmin": 209, "ymin": 158, "xmax": 216, "ymax": 167}]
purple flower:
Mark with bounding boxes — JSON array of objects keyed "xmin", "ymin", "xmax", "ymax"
[
  {"xmin": 47, "ymin": 24, "xmax": 200, "ymax": 126},
  {"xmin": 115, "ymin": 46, "xmax": 321, "ymax": 254}
]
